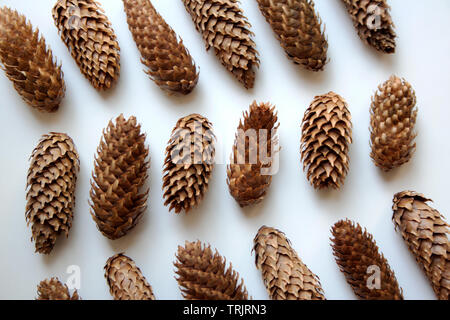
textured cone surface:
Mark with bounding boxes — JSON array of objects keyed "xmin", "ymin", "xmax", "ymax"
[
  {"xmin": 90, "ymin": 114, "xmax": 149, "ymax": 240},
  {"xmin": 181, "ymin": 0, "xmax": 259, "ymax": 89},
  {"xmin": 256, "ymin": 0, "xmax": 328, "ymax": 71},
  {"xmin": 26, "ymin": 133, "xmax": 79, "ymax": 254},
  {"xmin": 52, "ymin": 0, "xmax": 120, "ymax": 90},
  {"xmin": 393, "ymin": 191, "xmax": 450, "ymax": 300},
  {"xmin": 227, "ymin": 102, "xmax": 279, "ymax": 207},
  {"xmin": 123, "ymin": 0, "xmax": 199, "ymax": 94},
  {"xmin": 370, "ymin": 75, "xmax": 417, "ymax": 171},
  {"xmin": 301, "ymin": 92, "xmax": 352, "ymax": 189},
  {"xmin": 341, "ymin": 0, "xmax": 396, "ymax": 53},
  {"xmin": 331, "ymin": 219, "xmax": 403, "ymax": 300},
  {"xmin": 0, "ymin": 7, "xmax": 65, "ymax": 112},
  {"xmin": 37, "ymin": 277, "xmax": 80, "ymax": 300},
  {"xmin": 105, "ymin": 253, "xmax": 155, "ymax": 300},
  {"xmin": 174, "ymin": 240, "xmax": 249, "ymax": 300},
  {"xmin": 163, "ymin": 114, "xmax": 215, "ymax": 214}
]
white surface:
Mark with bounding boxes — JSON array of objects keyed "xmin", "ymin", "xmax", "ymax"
[{"xmin": 0, "ymin": 0, "xmax": 449, "ymax": 300}]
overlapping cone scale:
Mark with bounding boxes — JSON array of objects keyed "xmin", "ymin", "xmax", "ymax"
[{"xmin": 37, "ymin": 277, "xmax": 80, "ymax": 300}]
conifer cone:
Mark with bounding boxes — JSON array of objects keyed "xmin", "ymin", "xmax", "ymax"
[
  {"xmin": 181, "ymin": 0, "xmax": 259, "ymax": 89},
  {"xmin": 392, "ymin": 191, "xmax": 450, "ymax": 300},
  {"xmin": 104, "ymin": 253, "xmax": 155, "ymax": 300},
  {"xmin": 253, "ymin": 226, "xmax": 325, "ymax": 300},
  {"xmin": 300, "ymin": 92, "xmax": 352, "ymax": 189},
  {"xmin": 340, "ymin": 0, "xmax": 396, "ymax": 53},
  {"xmin": 90, "ymin": 115, "xmax": 149, "ymax": 240},
  {"xmin": 255, "ymin": 0, "xmax": 328, "ymax": 71},
  {"xmin": 0, "ymin": 7, "xmax": 65, "ymax": 112},
  {"xmin": 174, "ymin": 240, "xmax": 249, "ymax": 300},
  {"xmin": 26, "ymin": 133, "xmax": 79, "ymax": 254},
  {"xmin": 52, "ymin": 0, "xmax": 120, "ymax": 90},
  {"xmin": 331, "ymin": 219, "xmax": 403, "ymax": 300},
  {"xmin": 37, "ymin": 277, "xmax": 80, "ymax": 300},
  {"xmin": 163, "ymin": 114, "xmax": 215, "ymax": 214},
  {"xmin": 370, "ymin": 75, "xmax": 417, "ymax": 171},
  {"xmin": 227, "ymin": 102, "xmax": 279, "ymax": 207}
]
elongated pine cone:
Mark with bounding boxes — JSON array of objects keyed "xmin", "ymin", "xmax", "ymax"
[
  {"xmin": 256, "ymin": 0, "xmax": 328, "ymax": 71},
  {"xmin": 181, "ymin": 0, "xmax": 259, "ymax": 89},
  {"xmin": 123, "ymin": 0, "xmax": 198, "ymax": 94},
  {"xmin": 254, "ymin": 226, "xmax": 325, "ymax": 300},
  {"xmin": 370, "ymin": 75, "xmax": 417, "ymax": 171},
  {"xmin": 300, "ymin": 92, "xmax": 352, "ymax": 189},
  {"xmin": 163, "ymin": 114, "xmax": 215, "ymax": 214},
  {"xmin": 52, "ymin": 0, "xmax": 120, "ymax": 90},
  {"xmin": 393, "ymin": 191, "xmax": 449, "ymax": 300},
  {"xmin": 227, "ymin": 102, "xmax": 279, "ymax": 207},
  {"xmin": 174, "ymin": 240, "xmax": 249, "ymax": 300},
  {"xmin": 341, "ymin": 0, "xmax": 396, "ymax": 53},
  {"xmin": 37, "ymin": 277, "xmax": 80, "ymax": 300},
  {"xmin": 90, "ymin": 115, "xmax": 149, "ymax": 240},
  {"xmin": 0, "ymin": 7, "xmax": 65, "ymax": 112},
  {"xmin": 105, "ymin": 253, "xmax": 155, "ymax": 300},
  {"xmin": 26, "ymin": 133, "xmax": 79, "ymax": 254},
  {"xmin": 331, "ymin": 219, "xmax": 403, "ymax": 300}
]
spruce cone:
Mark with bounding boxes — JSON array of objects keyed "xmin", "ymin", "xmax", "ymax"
[
  {"xmin": 370, "ymin": 75, "xmax": 417, "ymax": 171},
  {"xmin": 181, "ymin": 0, "xmax": 259, "ymax": 89},
  {"xmin": 52, "ymin": 0, "xmax": 120, "ymax": 90},
  {"xmin": 163, "ymin": 114, "xmax": 215, "ymax": 214},
  {"xmin": 392, "ymin": 191, "xmax": 450, "ymax": 300},
  {"xmin": 227, "ymin": 102, "xmax": 279, "ymax": 207},
  {"xmin": 37, "ymin": 277, "xmax": 80, "ymax": 300},
  {"xmin": 174, "ymin": 240, "xmax": 249, "ymax": 300},
  {"xmin": 300, "ymin": 92, "xmax": 352, "ymax": 189},
  {"xmin": 104, "ymin": 253, "xmax": 155, "ymax": 300},
  {"xmin": 26, "ymin": 133, "xmax": 79, "ymax": 254},
  {"xmin": 90, "ymin": 114, "xmax": 149, "ymax": 240},
  {"xmin": 331, "ymin": 219, "xmax": 403, "ymax": 300},
  {"xmin": 340, "ymin": 0, "xmax": 396, "ymax": 53},
  {"xmin": 0, "ymin": 7, "xmax": 65, "ymax": 112},
  {"xmin": 255, "ymin": 0, "xmax": 328, "ymax": 71}
]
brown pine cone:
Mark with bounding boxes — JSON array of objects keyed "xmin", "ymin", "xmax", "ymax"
[
  {"xmin": 0, "ymin": 7, "xmax": 65, "ymax": 112},
  {"xmin": 123, "ymin": 0, "xmax": 199, "ymax": 94},
  {"xmin": 331, "ymin": 219, "xmax": 403, "ymax": 300},
  {"xmin": 255, "ymin": 0, "xmax": 328, "ymax": 71},
  {"xmin": 26, "ymin": 133, "xmax": 79, "ymax": 254},
  {"xmin": 174, "ymin": 240, "xmax": 249, "ymax": 300},
  {"xmin": 104, "ymin": 253, "xmax": 155, "ymax": 300},
  {"xmin": 392, "ymin": 191, "xmax": 449, "ymax": 300},
  {"xmin": 181, "ymin": 0, "xmax": 259, "ymax": 89},
  {"xmin": 227, "ymin": 102, "xmax": 279, "ymax": 207},
  {"xmin": 163, "ymin": 114, "xmax": 215, "ymax": 214},
  {"xmin": 90, "ymin": 114, "xmax": 149, "ymax": 240},
  {"xmin": 52, "ymin": 0, "xmax": 120, "ymax": 90},
  {"xmin": 37, "ymin": 277, "xmax": 80, "ymax": 300},
  {"xmin": 300, "ymin": 92, "xmax": 352, "ymax": 189},
  {"xmin": 253, "ymin": 226, "xmax": 325, "ymax": 300},
  {"xmin": 370, "ymin": 75, "xmax": 417, "ymax": 171}
]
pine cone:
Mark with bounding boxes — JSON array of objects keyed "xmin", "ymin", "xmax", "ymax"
[
  {"xmin": 340, "ymin": 0, "xmax": 396, "ymax": 53},
  {"xmin": 174, "ymin": 240, "xmax": 249, "ymax": 300},
  {"xmin": 300, "ymin": 92, "xmax": 352, "ymax": 189},
  {"xmin": 227, "ymin": 102, "xmax": 279, "ymax": 207},
  {"xmin": 163, "ymin": 114, "xmax": 215, "ymax": 214},
  {"xmin": 181, "ymin": 0, "xmax": 259, "ymax": 89},
  {"xmin": 90, "ymin": 114, "xmax": 149, "ymax": 240},
  {"xmin": 253, "ymin": 226, "xmax": 325, "ymax": 300},
  {"xmin": 331, "ymin": 219, "xmax": 403, "ymax": 300},
  {"xmin": 370, "ymin": 75, "xmax": 417, "ymax": 171},
  {"xmin": 255, "ymin": 0, "xmax": 328, "ymax": 71},
  {"xmin": 52, "ymin": 0, "xmax": 120, "ymax": 90},
  {"xmin": 392, "ymin": 191, "xmax": 450, "ymax": 300},
  {"xmin": 26, "ymin": 133, "xmax": 79, "ymax": 254},
  {"xmin": 104, "ymin": 253, "xmax": 155, "ymax": 300},
  {"xmin": 0, "ymin": 7, "xmax": 65, "ymax": 112},
  {"xmin": 37, "ymin": 277, "xmax": 80, "ymax": 300}
]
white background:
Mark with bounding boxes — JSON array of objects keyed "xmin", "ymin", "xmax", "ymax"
[{"xmin": 0, "ymin": 0, "xmax": 449, "ymax": 300}]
